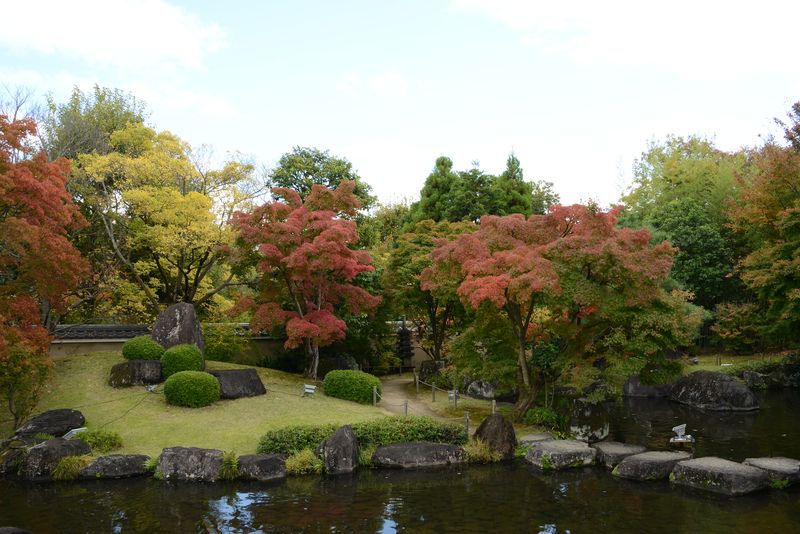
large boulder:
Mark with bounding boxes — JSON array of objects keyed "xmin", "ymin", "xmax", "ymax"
[
  {"xmin": 79, "ymin": 454, "xmax": 150, "ymax": 479},
  {"xmin": 591, "ymin": 441, "xmax": 647, "ymax": 469},
  {"xmin": 316, "ymin": 425, "xmax": 359, "ymax": 475},
  {"xmin": 525, "ymin": 440, "xmax": 596, "ymax": 470},
  {"xmin": 612, "ymin": 450, "xmax": 692, "ymax": 481},
  {"xmin": 21, "ymin": 438, "xmax": 91, "ymax": 481},
  {"xmin": 622, "ymin": 374, "xmax": 673, "ymax": 398},
  {"xmin": 371, "ymin": 442, "xmax": 466, "ymax": 469},
  {"xmin": 207, "ymin": 369, "xmax": 266, "ymax": 399},
  {"xmin": 238, "ymin": 454, "xmax": 286, "ymax": 482},
  {"xmin": 767, "ymin": 364, "xmax": 800, "ymax": 389},
  {"xmin": 742, "ymin": 457, "xmax": 800, "ymax": 487},
  {"xmin": 466, "ymin": 380, "xmax": 496, "ymax": 400},
  {"xmin": 473, "ymin": 414, "xmax": 516, "ymax": 460},
  {"xmin": 156, "ymin": 447, "xmax": 222, "ymax": 482},
  {"xmin": 109, "ymin": 360, "xmax": 163, "ymax": 388},
  {"xmin": 742, "ymin": 370, "xmax": 767, "ymax": 390},
  {"xmin": 670, "ymin": 371, "xmax": 758, "ymax": 411},
  {"xmin": 150, "ymin": 302, "xmax": 205, "ymax": 354},
  {"xmin": 569, "ymin": 398, "xmax": 609, "ymax": 443},
  {"xmin": 671, "ymin": 457, "xmax": 770, "ymax": 495},
  {"xmin": 15, "ymin": 409, "xmax": 85, "ymax": 439},
  {"xmin": 0, "ymin": 446, "xmax": 26, "ymax": 477}
]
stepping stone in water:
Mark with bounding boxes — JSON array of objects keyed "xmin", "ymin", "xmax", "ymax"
[
  {"xmin": 670, "ymin": 457, "xmax": 770, "ymax": 496},
  {"xmin": 612, "ymin": 451, "xmax": 692, "ymax": 481},
  {"xmin": 591, "ymin": 441, "xmax": 647, "ymax": 469},
  {"xmin": 742, "ymin": 457, "xmax": 800, "ymax": 488},
  {"xmin": 525, "ymin": 440, "xmax": 596, "ymax": 470},
  {"xmin": 518, "ymin": 432, "xmax": 554, "ymax": 447}
]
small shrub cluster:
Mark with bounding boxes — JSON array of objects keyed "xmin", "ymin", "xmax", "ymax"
[
  {"xmin": 639, "ymin": 357, "xmax": 683, "ymax": 385},
  {"xmin": 77, "ymin": 429, "xmax": 123, "ymax": 453},
  {"xmin": 219, "ymin": 451, "xmax": 239, "ymax": 480},
  {"xmin": 256, "ymin": 416, "xmax": 468, "ymax": 455},
  {"xmin": 161, "ymin": 344, "xmax": 204, "ymax": 378},
  {"xmin": 122, "ymin": 336, "xmax": 165, "ymax": 361},
  {"xmin": 323, "ymin": 370, "xmax": 381, "ymax": 404},
  {"xmin": 463, "ymin": 438, "xmax": 502, "ymax": 464},
  {"xmin": 164, "ymin": 371, "xmax": 220, "ymax": 407},
  {"xmin": 285, "ymin": 448, "xmax": 323, "ymax": 475},
  {"xmin": 52, "ymin": 455, "xmax": 92, "ymax": 481},
  {"xmin": 522, "ymin": 407, "xmax": 564, "ymax": 430}
]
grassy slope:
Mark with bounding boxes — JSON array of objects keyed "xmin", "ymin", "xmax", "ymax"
[{"xmin": 1, "ymin": 352, "xmax": 389, "ymax": 457}]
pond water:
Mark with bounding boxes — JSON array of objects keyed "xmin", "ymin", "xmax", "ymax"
[{"xmin": 1, "ymin": 391, "xmax": 798, "ymax": 533}]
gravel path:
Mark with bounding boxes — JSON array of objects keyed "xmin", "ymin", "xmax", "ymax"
[{"xmin": 379, "ymin": 376, "xmax": 444, "ymax": 419}]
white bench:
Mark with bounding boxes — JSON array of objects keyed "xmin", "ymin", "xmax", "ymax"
[{"xmin": 302, "ymin": 384, "xmax": 317, "ymax": 397}]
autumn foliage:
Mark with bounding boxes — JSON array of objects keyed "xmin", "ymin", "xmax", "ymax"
[
  {"xmin": 422, "ymin": 205, "xmax": 676, "ymax": 417},
  {"xmin": 233, "ymin": 181, "xmax": 380, "ymax": 379},
  {"xmin": 0, "ymin": 115, "xmax": 88, "ymax": 426}
]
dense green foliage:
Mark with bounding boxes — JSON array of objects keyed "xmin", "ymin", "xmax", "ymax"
[
  {"xmin": 163, "ymin": 370, "xmax": 220, "ymax": 407},
  {"xmin": 522, "ymin": 407, "xmax": 565, "ymax": 430},
  {"xmin": 52, "ymin": 455, "xmax": 91, "ymax": 481},
  {"xmin": 160, "ymin": 344, "xmax": 204, "ymax": 378},
  {"xmin": 122, "ymin": 336, "xmax": 165, "ymax": 361},
  {"xmin": 202, "ymin": 324, "xmax": 248, "ymax": 362},
  {"xmin": 323, "ymin": 370, "xmax": 381, "ymax": 404},
  {"xmin": 257, "ymin": 416, "xmax": 468, "ymax": 455},
  {"xmin": 638, "ymin": 357, "xmax": 683, "ymax": 385},
  {"xmin": 284, "ymin": 448, "xmax": 323, "ymax": 475},
  {"xmin": 77, "ymin": 428, "xmax": 123, "ymax": 453}
]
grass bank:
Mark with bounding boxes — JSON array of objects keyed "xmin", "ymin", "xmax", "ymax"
[{"xmin": 1, "ymin": 352, "xmax": 389, "ymax": 457}]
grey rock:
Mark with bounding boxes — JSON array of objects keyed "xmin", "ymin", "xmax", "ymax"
[
  {"xmin": 612, "ymin": 450, "xmax": 692, "ymax": 481},
  {"xmin": 79, "ymin": 454, "xmax": 150, "ymax": 479},
  {"xmin": 316, "ymin": 425, "xmax": 359, "ymax": 475},
  {"xmin": 622, "ymin": 374, "xmax": 673, "ymax": 398},
  {"xmin": 151, "ymin": 302, "xmax": 205, "ymax": 354},
  {"xmin": 157, "ymin": 447, "xmax": 222, "ymax": 482},
  {"xmin": 742, "ymin": 370, "xmax": 767, "ymax": 390},
  {"xmin": 670, "ymin": 371, "xmax": 758, "ymax": 411},
  {"xmin": 21, "ymin": 438, "xmax": 91, "ymax": 481},
  {"xmin": 742, "ymin": 457, "xmax": 800, "ymax": 486},
  {"xmin": 0, "ymin": 447, "xmax": 26, "ymax": 477},
  {"xmin": 109, "ymin": 360, "xmax": 163, "ymax": 388},
  {"xmin": 15, "ymin": 409, "xmax": 85, "ymax": 438},
  {"xmin": 570, "ymin": 398, "xmax": 609, "ymax": 443},
  {"xmin": 591, "ymin": 441, "xmax": 647, "ymax": 469},
  {"xmin": 0, "ymin": 528, "xmax": 33, "ymax": 534},
  {"xmin": 518, "ymin": 432, "xmax": 554, "ymax": 446},
  {"xmin": 238, "ymin": 454, "xmax": 286, "ymax": 481},
  {"xmin": 466, "ymin": 379, "xmax": 496, "ymax": 400},
  {"xmin": 371, "ymin": 442, "xmax": 466, "ymax": 469},
  {"xmin": 207, "ymin": 369, "xmax": 266, "ymax": 399},
  {"xmin": 671, "ymin": 457, "xmax": 770, "ymax": 495},
  {"xmin": 767, "ymin": 364, "xmax": 800, "ymax": 389},
  {"xmin": 473, "ymin": 414, "xmax": 516, "ymax": 460},
  {"xmin": 525, "ymin": 440, "xmax": 596, "ymax": 470}
]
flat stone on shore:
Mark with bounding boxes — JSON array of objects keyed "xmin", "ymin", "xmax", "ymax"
[{"xmin": 671, "ymin": 457, "xmax": 770, "ymax": 496}]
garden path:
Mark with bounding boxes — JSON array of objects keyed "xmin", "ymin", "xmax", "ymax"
[{"xmin": 379, "ymin": 376, "xmax": 444, "ymax": 419}]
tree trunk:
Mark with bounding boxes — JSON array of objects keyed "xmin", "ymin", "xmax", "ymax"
[
  {"xmin": 512, "ymin": 337, "xmax": 536, "ymax": 420},
  {"xmin": 304, "ymin": 340, "xmax": 320, "ymax": 380}
]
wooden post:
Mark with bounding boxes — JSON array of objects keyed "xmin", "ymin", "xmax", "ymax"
[
  {"xmin": 404, "ymin": 400, "xmax": 408, "ymax": 416},
  {"xmin": 492, "ymin": 399, "xmax": 497, "ymax": 415},
  {"xmin": 453, "ymin": 390, "xmax": 458, "ymax": 409},
  {"xmin": 432, "ymin": 387, "xmax": 436, "ymax": 402},
  {"xmin": 373, "ymin": 386, "xmax": 377, "ymax": 406},
  {"xmin": 464, "ymin": 411, "xmax": 470, "ymax": 436},
  {"xmin": 415, "ymin": 373, "xmax": 419, "ymax": 394}
]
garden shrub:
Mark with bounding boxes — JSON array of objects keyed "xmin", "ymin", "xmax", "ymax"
[
  {"xmin": 639, "ymin": 357, "xmax": 683, "ymax": 385},
  {"xmin": 257, "ymin": 416, "xmax": 468, "ymax": 455},
  {"xmin": 122, "ymin": 336, "xmax": 165, "ymax": 361},
  {"xmin": 160, "ymin": 344, "xmax": 204, "ymax": 378},
  {"xmin": 323, "ymin": 370, "xmax": 381, "ymax": 404},
  {"xmin": 163, "ymin": 371, "xmax": 220, "ymax": 408},
  {"xmin": 522, "ymin": 407, "xmax": 565, "ymax": 430},
  {"xmin": 77, "ymin": 429, "xmax": 123, "ymax": 453},
  {"xmin": 463, "ymin": 438, "xmax": 502, "ymax": 464},
  {"xmin": 52, "ymin": 455, "xmax": 92, "ymax": 481},
  {"xmin": 285, "ymin": 448, "xmax": 323, "ymax": 475},
  {"xmin": 220, "ymin": 450, "xmax": 239, "ymax": 480}
]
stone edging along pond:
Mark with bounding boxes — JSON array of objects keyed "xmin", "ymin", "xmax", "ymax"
[{"xmin": 2, "ymin": 411, "xmax": 798, "ymax": 498}]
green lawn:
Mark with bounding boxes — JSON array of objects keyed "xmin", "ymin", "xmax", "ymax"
[
  {"xmin": 690, "ymin": 352, "xmax": 788, "ymax": 373},
  {"xmin": 1, "ymin": 352, "xmax": 389, "ymax": 457}
]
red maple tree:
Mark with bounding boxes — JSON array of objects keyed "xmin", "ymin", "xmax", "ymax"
[
  {"xmin": 1, "ymin": 114, "xmax": 89, "ymax": 425},
  {"xmin": 233, "ymin": 181, "xmax": 381, "ymax": 379},
  {"xmin": 422, "ymin": 205, "xmax": 675, "ymax": 417}
]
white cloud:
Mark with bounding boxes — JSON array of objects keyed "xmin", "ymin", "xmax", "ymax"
[
  {"xmin": 336, "ymin": 70, "xmax": 409, "ymax": 97},
  {"xmin": 0, "ymin": 0, "xmax": 223, "ymax": 70},
  {"xmin": 452, "ymin": 0, "xmax": 800, "ymax": 80}
]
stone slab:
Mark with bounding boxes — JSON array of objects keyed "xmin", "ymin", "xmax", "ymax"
[
  {"xmin": 80, "ymin": 454, "xmax": 151, "ymax": 479},
  {"xmin": 238, "ymin": 454, "xmax": 286, "ymax": 482},
  {"xmin": 742, "ymin": 457, "xmax": 800, "ymax": 486},
  {"xmin": 671, "ymin": 457, "xmax": 770, "ymax": 495},
  {"xmin": 525, "ymin": 439, "xmax": 596, "ymax": 470},
  {"xmin": 371, "ymin": 442, "xmax": 466, "ymax": 469},
  {"xmin": 157, "ymin": 447, "xmax": 222, "ymax": 482},
  {"xmin": 207, "ymin": 369, "xmax": 266, "ymax": 399},
  {"xmin": 518, "ymin": 432, "xmax": 554, "ymax": 446},
  {"xmin": 612, "ymin": 450, "xmax": 692, "ymax": 481},
  {"xmin": 591, "ymin": 441, "xmax": 648, "ymax": 469}
]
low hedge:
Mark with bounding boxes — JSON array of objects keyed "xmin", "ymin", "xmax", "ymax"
[
  {"xmin": 122, "ymin": 336, "xmax": 165, "ymax": 361},
  {"xmin": 161, "ymin": 344, "xmax": 204, "ymax": 378},
  {"xmin": 257, "ymin": 416, "xmax": 468, "ymax": 454},
  {"xmin": 323, "ymin": 370, "xmax": 381, "ymax": 404},
  {"xmin": 164, "ymin": 371, "xmax": 220, "ymax": 408}
]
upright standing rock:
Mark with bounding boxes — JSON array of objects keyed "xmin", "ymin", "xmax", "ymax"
[
  {"xmin": 473, "ymin": 414, "xmax": 516, "ymax": 460},
  {"xmin": 151, "ymin": 303, "xmax": 205, "ymax": 355},
  {"xmin": 316, "ymin": 425, "xmax": 359, "ymax": 475}
]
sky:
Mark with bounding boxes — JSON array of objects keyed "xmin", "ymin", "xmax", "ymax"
[{"xmin": 2, "ymin": 0, "xmax": 799, "ymax": 207}]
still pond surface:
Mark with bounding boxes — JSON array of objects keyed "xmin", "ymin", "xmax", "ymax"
[{"xmin": 1, "ymin": 391, "xmax": 799, "ymax": 533}]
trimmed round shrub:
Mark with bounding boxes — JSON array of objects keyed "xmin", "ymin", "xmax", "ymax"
[
  {"xmin": 122, "ymin": 335, "xmax": 165, "ymax": 361},
  {"xmin": 323, "ymin": 370, "xmax": 381, "ymax": 404},
  {"xmin": 164, "ymin": 371, "xmax": 220, "ymax": 407},
  {"xmin": 160, "ymin": 344, "xmax": 204, "ymax": 378}
]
